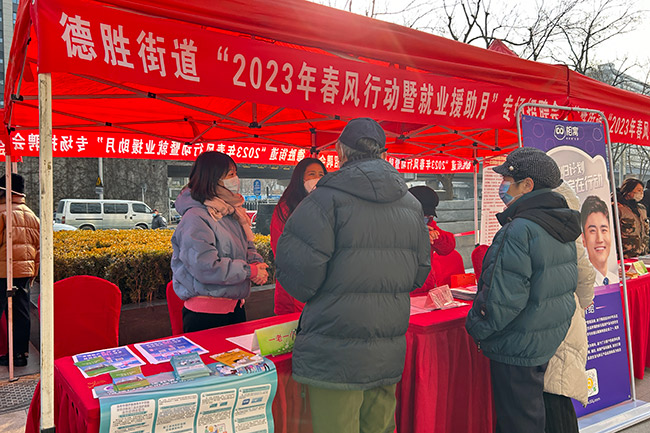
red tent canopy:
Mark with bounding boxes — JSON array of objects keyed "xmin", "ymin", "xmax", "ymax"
[{"xmin": 3, "ymin": 0, "xmax": 650, "ymax": 164}]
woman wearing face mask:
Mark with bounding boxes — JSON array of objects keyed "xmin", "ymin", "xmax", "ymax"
[
  {"xmin": 270, "ymin": 158, "xmax": 326, "ymax": 315},
  {"xmin": 617, "ymin": 178, "xmax": 649, "ymax": 258},
  {"xmin": 171, "ymin": 151, "xmax": 269, "ymax": 332}
]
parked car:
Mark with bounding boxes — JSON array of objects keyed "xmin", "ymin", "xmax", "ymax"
[
  {"xmin": 54, "ymin": 199, "xmax": 154, "ymax": 230},
  {"xmin": 53, "ymin": 222, "xmax": 77, "ymax": 231}
]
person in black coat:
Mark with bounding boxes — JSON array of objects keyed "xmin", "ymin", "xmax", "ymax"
[{"xmin": 151, "ymin": 209, "xmax": 167, "ymax": 229}]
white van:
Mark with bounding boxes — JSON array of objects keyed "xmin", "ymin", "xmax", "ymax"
[{"xmin": 54, "ymin": 199, "xmax": 154, "ymax": 230}]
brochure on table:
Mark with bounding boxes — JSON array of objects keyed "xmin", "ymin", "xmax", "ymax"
[
  {"xmin": 73, "ymin": 347, "xmax": 145, "ymax": 379},
  {"xmin": 226, "ymin": 320, "xmax": 299, "ymax": 356},
  {"xmin": 134, "ymin": 336, "xmax": 208, "ymax": 364},
  {"xmin": 98, "ymin": 359, "xmax": 278, "ymax": 433},
  {"xmin": 522, "ymin": 115, "xmax": 630, "ymax": 417},
  {"xmin": 410, "ymin": 286, "xmax": 468, "ymax": 315}
]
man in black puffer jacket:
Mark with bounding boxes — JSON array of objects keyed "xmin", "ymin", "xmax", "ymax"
[
  {"xmin": 466, "ymin": 147, "xmax": 581, "ymax": 433},
  {"xmin": 276, "ymin": 118, "xmax": 430, "ymax": 433}
]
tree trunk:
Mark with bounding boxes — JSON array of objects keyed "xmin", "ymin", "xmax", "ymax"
[{"xmin": 435, "ymin": 174, "xmax": 454, "ymax": 200}]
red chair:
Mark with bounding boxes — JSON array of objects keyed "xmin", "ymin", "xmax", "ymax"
[
  {"xmin": 431, "ymin": 250, "xmax": 466, "ymax": 287},
  {"xmin": 471, "ymin": 245, "xmax": 489, "ymax": 281},
  {"xmin": 27, "ymin": 276, "xmax": 122, "ymax": 432},
  {"xmin": 166, "ymin": 281, "xmax": 184, "ymax": 335},
  {"xmin": 39, "ymin": 275, "xmax": 121, "ymax": 359}
]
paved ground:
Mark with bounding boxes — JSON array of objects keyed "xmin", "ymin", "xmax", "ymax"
[{"xmin": 0, "ymin": 342, "xmax": 40, "ymax": 433}]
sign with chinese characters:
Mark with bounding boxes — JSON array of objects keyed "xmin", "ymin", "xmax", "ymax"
[
  {"xmin": 36, "ymin": 0, "xmax": 565, "ymax": 130},
  {"xmin": 7, "ymin": 131, "xmax": 472, "ymax": 173},
  {"xmin": 522, "ymin": 115, "xmax": 630, "ymax": 417},
  {"xmin": 480, "ymin": 155, "xmax": 507, "ymax": 246}
]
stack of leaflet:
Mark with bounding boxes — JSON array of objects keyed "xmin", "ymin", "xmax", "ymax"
[
  {"xmin": 638, "ymin": 255, "xmax": 650, "ymax": 269},
  {"xmin": 210, "ymin": 349, "xmax": 265, "ymax": 375},
  {"xmin": 110, "ymin": 366, "xmax": 150, "ymax": 392},
  {"xmin": 450, "ymin": 285, "xmax": 478, "ymax": 301},
  {"xmin": 170, "ymin": 352, "xmax": 211, "ymax": 380}
]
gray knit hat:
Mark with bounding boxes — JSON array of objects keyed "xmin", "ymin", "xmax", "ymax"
[{"xmin": 493, "ymin": 147, "xmax": 561, "ymax": 189}]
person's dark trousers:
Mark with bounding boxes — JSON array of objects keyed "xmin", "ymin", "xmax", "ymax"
[
  {"xmin": 182, "ymin": 303, "xmax": 246, "ymax": 333},
  {"xmin": 490, "ymin": 359, "xmax": 548, "ymax": 433},
  {"xmin": 0, "ymin": 277, "xmax": 31, "ymax": 355},
  {"xmin": 543, "ymin": 392, "xmax": 579, "ymax": 433}
]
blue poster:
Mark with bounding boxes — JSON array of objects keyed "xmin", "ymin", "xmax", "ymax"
[
  {"xmin": 522, "ymin": 115, "xmax": 631, "ymax": 416},
  {"xmin": 98, "ymin": 360, "xmax": 277, "ymax": 433}
]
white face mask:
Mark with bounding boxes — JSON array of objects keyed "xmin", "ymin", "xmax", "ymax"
[
  {"xmin": 222, "ymin": 176, "xmax": 240, "ymax": 194},
  {"xmin": 634, "ymin": 192, "xmax": 643, "ymax": 202},
  {"xmin": 304, "ymin": 178, "xmax": 319, "ymax": 194}
]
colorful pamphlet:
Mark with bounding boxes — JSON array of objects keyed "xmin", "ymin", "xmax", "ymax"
[
  {"xmin": 73, "ymin": 346, "xmax": 145, "ymax": 378},
  {"xmin": 210, "ymin": 348, "xmax": 264, "ymax": 368},
  {"xmin": 134, "ymin": 336, "xmax": 208, "ymax": 364},
  {"xmin": 110, "ymin": 366, "xmax": 150, "ymax": 391},
  {"xmin": 253, "ymin": 320, "xmax": 298, "ymax": 356},
  {"xmin": 633, "ymin": 260, "xmax": 648, "ymax": 275},
  {"xmin": 74, "ymin": 356, "xmax": 117, "ymax": 377},
  {"xmin": 170, "ymin": 353, "xmax": 211, "ymax": 381},
  {"xmin": 92, "ymin": 359, "xmax": 277, "ymax": 399}
]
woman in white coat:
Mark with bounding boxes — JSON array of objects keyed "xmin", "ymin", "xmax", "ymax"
[{"xmin": 544, "ymin": 181, "xmax": 596, "ymax": 432}]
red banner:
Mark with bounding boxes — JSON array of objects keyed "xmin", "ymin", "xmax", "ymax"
[
  {"xmin": 6, "ymin": 131, "xmax": 473, "ymax": 173},
  {"xmin": 35, "ymin": 0, "xmax": 565, "ymax": 130}
]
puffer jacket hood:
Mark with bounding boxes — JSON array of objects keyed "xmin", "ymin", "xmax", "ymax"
[
  {"xmin": 318, "ymin": 158, "xmax": 408, "ymax": 204},
  {"xmin": 275, "ymin": 157, "xmax": 431, "ymax": 390},
  {"xmin": 497, "ymin": 188, "xmax": 581, "ymax": 243},
  {"xmin": 466, "ymin": 187, "xmax": 578, "ymax": 367},
  {"xmin": 174, "ymin": 188, "xmax": 200, "ymax": 216}
]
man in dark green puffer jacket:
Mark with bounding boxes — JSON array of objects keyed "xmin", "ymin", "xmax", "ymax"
[
  {"xmin": 276, "ymin": 118, "xmax": 430, "ymax": 433},
  {"xmin": 466, "ymin": 147, "xmax": 581, "ymax": 433}
]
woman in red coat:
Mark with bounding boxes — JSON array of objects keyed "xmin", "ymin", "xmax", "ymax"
[
  {"xmin": 408, "ymin": 186, "xmax": 456, "ymax": 294},
  {"xmin": 270, "ymin": 158, "xmax": 327, "ymax": 315}
]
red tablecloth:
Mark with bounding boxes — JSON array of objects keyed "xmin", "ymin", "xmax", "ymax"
[
  {"xmin": 26, "ymin": 306, "xmax": 493, "ymax": 433},
  {"xmin": 397, "ymin": 304, "xmax": 493, "ymax": 433},
  {"xmin": 623, "ymin": 273, "xmax": 650, "ymax": 380}
]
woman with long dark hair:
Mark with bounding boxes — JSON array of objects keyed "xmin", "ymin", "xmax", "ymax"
[
  {"xmin": 270, "ymin": 157, "xmax": 326, "ymax": 315},
  {"xmin": 171, "ymin": 151, "xmax": 269, "ymax": 332},
  {"xmin": 617, "ymin": 177, "xmax": 649, "ymax": 258}
]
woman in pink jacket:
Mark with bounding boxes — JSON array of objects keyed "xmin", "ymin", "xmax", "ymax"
[
  {"xmin": 408, "ymin": 186, "xmax": 456, "ymax": 294},
  {"xmin": 270, "ymin": 158, "xmax": 326, "ymax": 315}
]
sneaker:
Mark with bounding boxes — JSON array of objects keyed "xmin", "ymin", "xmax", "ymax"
[{"xmin": 0, "ymin": 353, "xmax": 28, "ymax": 367}]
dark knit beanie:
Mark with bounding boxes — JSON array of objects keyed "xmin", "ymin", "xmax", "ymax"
[
  {"xmin": 0, "ymin": 173, "xmax": 25, "ymax": 195},
  {"xmin": 493, "ymin": 147, "xmax": 561, "ymax": 189}
]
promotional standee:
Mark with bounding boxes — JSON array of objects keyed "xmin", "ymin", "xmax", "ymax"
[{"xmin": 520, "ymin": 114, "xmax": 630, "ymax": 416}]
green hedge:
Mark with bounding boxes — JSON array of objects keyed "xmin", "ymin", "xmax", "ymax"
[{"xmin": 53, "ymin": 230, "xmax": 274, "ymax": 304}]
